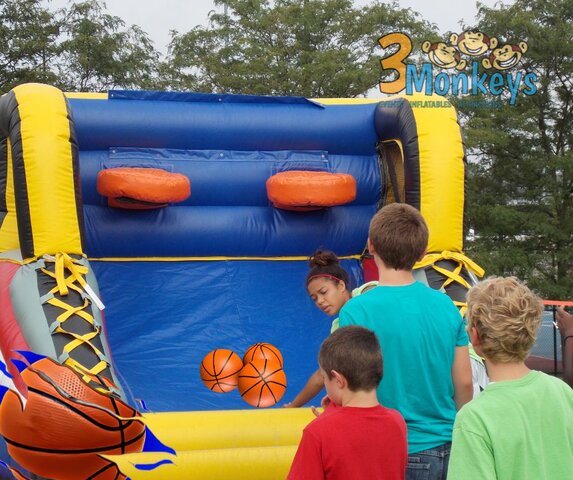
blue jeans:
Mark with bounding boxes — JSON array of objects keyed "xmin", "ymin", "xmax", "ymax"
[{"xmin": 406, "ymin": 442, "xmax": 451, "ymax": 480}]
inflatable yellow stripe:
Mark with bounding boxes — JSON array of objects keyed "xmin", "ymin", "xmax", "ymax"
[
  {"xmin": 409, "ymin": 96, "xmax": 465, "ymax": 252},
  {"xmin": 64, "ymin": 92, "xmax": 108, "ymax": 99},
  {"xmin": 88, "ymin": 255, "xmax": 363, "ymax": 262},
  {"xmin": 0, "ymin": 139, "xmax": 19, "ymax": 251},
  {"xmin": 142, "ymin": 408, "xmax": 315, "ymax": 451},
  {"xmin": 14, "ymin": 83, "xmax": 83, "ymax": 258},
  {"xmin": 106, "ymin": 409, "xmax": 316, "ymax": 480},
  {"xmin": 107, "ymin": 446, "xmax": 297, "ymax": 480},
  {"xmin": 1, "ymin": 254, "xmax": 363, "ymax": 265}
]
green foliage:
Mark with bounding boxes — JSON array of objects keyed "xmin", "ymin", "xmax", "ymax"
[
  {"xmin": 2, "ymin": 0, "xmax": 571, "ymax": 302},
  {"xmin": 56, "ymin": 0, "xmax": 160, "ymax": 91},
  {"xmin": 0, "ymin": 0, "xmax": 434, "ymax": 96},
  {"xmin": 464, "ymin": 0, "xmax": 573, "ymax": 299},
  {"xmin": 0, "ymin": 0, "xmax": 162, "ymax": 94},
  {"xmin": 0, "ymin": 0, "xmax": 61, "ymax": 91},
  {"xmin": 165, "ymin": 0, "xmax": 435, "ymax": 96}
]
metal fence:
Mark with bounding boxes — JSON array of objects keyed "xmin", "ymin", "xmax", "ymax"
[{"xmin": 527, "ymin": 308, "xmax": 563, "ymax": 376}]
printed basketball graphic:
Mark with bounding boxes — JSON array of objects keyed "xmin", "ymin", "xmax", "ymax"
[
  {"xmin": 200, "ymin": 349, "xmax": 243, "ymax": 393},
  {"xmin": 0, "ymin": 357, "xmax": 144, "ymax": 480},
  {"xmin": 243, "ymin": 342, "xmax": 284, "ymax": 367},
  {"xmin": 238, "ymin": 358, "xmax": 287, "ymax": 408}
]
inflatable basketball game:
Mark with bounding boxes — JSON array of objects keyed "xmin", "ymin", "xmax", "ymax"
[{"xmin": 0, "ymin": 83, "xmax": 482, "ymax": 479}]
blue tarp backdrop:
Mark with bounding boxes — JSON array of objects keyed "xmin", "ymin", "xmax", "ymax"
[{"xmin": 92, "ymin": 259, "xmax": 364, "ymax": 411}]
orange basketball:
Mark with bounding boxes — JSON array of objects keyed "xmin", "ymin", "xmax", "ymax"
[
  {"xmin": 0, "ymin": 357, "xmax": 143, "ymax": 480},
  {"xmin": 243, "ymin": 342, "xmax": 283, "ymax": 367},
  {"xmin": 238, "ymin": 358, "xmax": 287, "ymax": 408},
  {"xmin": 200, "ymin": 349, "xmax": 243, "ymax": 393}
]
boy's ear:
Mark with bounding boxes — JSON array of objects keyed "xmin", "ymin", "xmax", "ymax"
[
  {"xmin": 468, "ymin": 325, "xmax": 480, "ymax": 346},
  {"xmin": 331, "ymin": 370, "xmax": 347, "ymax": 389},
  {"xmin": 367, "ymin": 238, "xmax": 377, "ymax": 256}
]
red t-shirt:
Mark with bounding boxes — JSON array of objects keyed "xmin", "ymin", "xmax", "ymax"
[{"xmin": 287, "ymin": 403, "xmax": 407, "ymax": 480}]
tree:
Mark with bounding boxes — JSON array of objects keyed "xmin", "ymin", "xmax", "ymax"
[
  {"xmin": 56, "ymin": 0, "xmax": 161, "ymax": 91},
  {"xmin": 0, "ymin": 0, "xmax": 61, "ymax": 93},
  {"xmin": 165, "ymin": 0, "xmax": 435, "ymax": 97},
  {"xmin": 463, "ymin": 0, "xmax": 573, "ymax": 299}
]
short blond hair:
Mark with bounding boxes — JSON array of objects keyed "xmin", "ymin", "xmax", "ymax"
[{"xmin": 466, "ymin": 276, "xmax": 543, "ymax": 363}]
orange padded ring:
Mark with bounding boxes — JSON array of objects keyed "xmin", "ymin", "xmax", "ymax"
[
  {"xmin": 266, "ymin": 171, "xmax": 356, "ymax": 211},
  {"xmin": 97, "ymin": 168, "xmax": 191, "ymax": 210}
]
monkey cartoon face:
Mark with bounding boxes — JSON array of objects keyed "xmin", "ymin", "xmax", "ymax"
[
  {"xmin": 422, "ymin": 41, "xmax": 466, "ymax": 70},
  {"xmin": 482, "ymin": 42, "xmax": 528, "ymax": 70},
  {"xmin": 449, "ymin": 30, "xmax": 498, "ymax": 56}
]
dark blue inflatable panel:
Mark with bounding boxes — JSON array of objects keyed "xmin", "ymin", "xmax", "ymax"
[
  {"xmin": 69, "ymin": 94, "xmax": 385, "ymax": 258},
  {"xmin": 92, "ymin": 259, "xmax": 364, "ymax": 412},
  {"xmin": 108, "ymin": 90, "xmax": 322, "ymax": 106},
  {"xmin": 84, "ymin": 205, "xmax": 376, "ymax": 257},
  {"xmin": 69, "ymin": 98, "xmax": 379, "ymax": 155},
  {"xmin": 79, "ymin": 149, "xmax": 381, "ymax": 207}
]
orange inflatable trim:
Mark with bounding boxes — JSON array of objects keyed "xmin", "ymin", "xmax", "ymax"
[
  {"xmin": 97, "ymin": 168, "xmax": 191, "ymax": 210},
  {"xmin": 266, "ymin": 171, "xmax": 356, "ymax": 211}
]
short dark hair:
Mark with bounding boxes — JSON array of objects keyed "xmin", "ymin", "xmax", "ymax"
[
  {"xmin": 319, "ymin": 326, "xmax": 383, "ymax": 391},
  {"xmin": 368, "ymin": 203, "xmax": 428, "ymax": 270}
]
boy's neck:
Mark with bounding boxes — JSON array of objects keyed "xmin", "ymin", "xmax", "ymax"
[
  {"xmin": 340, "ymin": 389, "xmax": 380, "ymax": 408},
  {"xmin": 376, "ymin": 260, "xmax": 416, "ymax": 286},
  {"xmin": 484, "ymin": 359, "xmax": 531, "ymax": 382}
]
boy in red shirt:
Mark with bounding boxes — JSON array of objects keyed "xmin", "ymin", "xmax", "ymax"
[{"xmin": 288, "ymin": 326, "xmax": 407, "ymax": 480}]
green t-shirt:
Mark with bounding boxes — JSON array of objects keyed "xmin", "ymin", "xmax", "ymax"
[{"xmin": 448, "ymin": 370, "xmax": 573, "ymax": 480}]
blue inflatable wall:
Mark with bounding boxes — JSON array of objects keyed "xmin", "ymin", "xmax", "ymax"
[{"xmin": 69, "ymin": 91, "xmax": 382, "ymax": 411}]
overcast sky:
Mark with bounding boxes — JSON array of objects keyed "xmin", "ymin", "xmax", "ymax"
[{"xmin": 45, "ymin": 0, "xmax": 510, "ymax": 53}]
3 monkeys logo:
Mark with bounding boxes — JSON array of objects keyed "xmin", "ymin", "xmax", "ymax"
[{"xmin": 379, "ymin": 30, "xmax": 537, "ymax": 105}]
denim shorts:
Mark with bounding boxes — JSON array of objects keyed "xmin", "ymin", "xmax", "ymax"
[{"xmin": 406, "ymin": 442, "xmax": 452, "ymax": 480}]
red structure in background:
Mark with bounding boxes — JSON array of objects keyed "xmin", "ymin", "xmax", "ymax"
[{"xmin": 361, "ymin": 255, "xmax": 378, "ymax": 283}]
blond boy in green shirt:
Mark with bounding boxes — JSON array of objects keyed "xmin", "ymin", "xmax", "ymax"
[{"xmin": 448, "ymin": 277, "xmax": 573, "ymax": 480}]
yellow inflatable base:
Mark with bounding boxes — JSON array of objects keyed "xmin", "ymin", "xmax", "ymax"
[
  {"xmin": 107, "ymin": 408, "xmax": 316, "ymax": 479},
  {"xmin": 106, "ymin": 446, "xmax": 297, "ymax": 480}
]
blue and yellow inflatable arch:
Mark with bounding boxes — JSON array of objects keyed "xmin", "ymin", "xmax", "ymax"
[{"xmin": 0, "ymin": 83, "xmax": 481, "ymax": 479}]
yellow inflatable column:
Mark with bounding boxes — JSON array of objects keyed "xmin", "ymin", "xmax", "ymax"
[
  {"xmin": 0, "ymin": 83, "xmax": 84, "ymax": 259},
  {"xmin": 374, "ymin": 94, "xmax": 483, "ymax": 310},
  {"xmin": 409, "ymin": 97, "xmax": 465, "ymax": 253},
  {"xmin": 375, "ymin": 94, "xmax": 465, "ymax": 253},
  {"xmin": 0, "ymin": 138, "xmax": 19, "ymax": 253},
  {"xmin": 320, "ymin": 95, "xmax": 466, "ymax": 253},
  {"xmin": 0, "ymin": 84, "xmax": 121, "ymax": 390}
]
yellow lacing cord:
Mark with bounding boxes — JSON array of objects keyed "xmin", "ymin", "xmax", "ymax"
[
  {"xmin": 40, "ymin": 252, "xmax": 111, "ymax": 390},
  {"xmin": 415, "ymin": 251, "xmax": 485, "ymax": 317},
  {"xmin": 61, "ymin": 358, "xmax": 116, "ymax": 395},
  {"xmin": 454, "ymin": 301, "xmax": 468, "ymax": 318}
]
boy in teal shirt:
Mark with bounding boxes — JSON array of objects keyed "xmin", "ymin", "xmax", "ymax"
[
  {"xmin": 339, "ymin": 203, "xmax": 473, "ymax": 480},
  {"xmin": 448, "ymin": 277, "xmax": 573, "ymax": 479}
]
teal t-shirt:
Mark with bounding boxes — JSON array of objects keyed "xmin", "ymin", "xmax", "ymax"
[
  {"xmin": 330, "ymin": 281, "xmax": 379, "ymax": 333},
  {"xmin": 339, "ymin": 281, "xmax": 468, "ymax": 453},
  {"xmin": 448, "ymin": 371, "xmax": 573, "ymax": 480}
]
